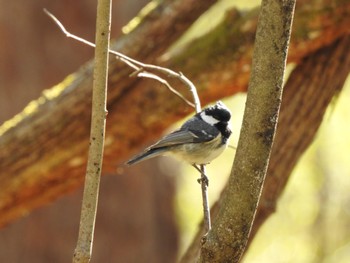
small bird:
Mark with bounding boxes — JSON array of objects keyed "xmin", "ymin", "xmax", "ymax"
[{"xmin": 126, "ymin": 101, "xmax": 232, "ymax": 168}]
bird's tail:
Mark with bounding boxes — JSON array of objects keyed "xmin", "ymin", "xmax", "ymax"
[{"xmin": 126, "ymin": 147, "xmax": 168, "ymax": 165}]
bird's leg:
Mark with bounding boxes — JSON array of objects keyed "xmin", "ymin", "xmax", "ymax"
[{"xmin": 192, "ymin": 164, "xmax": 209, "ymax": 186}]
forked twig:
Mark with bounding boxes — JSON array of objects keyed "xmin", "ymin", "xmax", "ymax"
[
  {"xmin": 44, "ymin": 8, "xmax": 211, "ymax": 232},
  {"xmin": 44, "ymin": 8, "xmax": 195, "ymax": 108}
]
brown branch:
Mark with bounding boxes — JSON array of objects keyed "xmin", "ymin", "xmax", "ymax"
[
  {"xmin": 167, "ymin": 1, "xmax": 350, "ymax": 96},
  {"xmin": 0, "ymin": 0, "xmax": 349, "ymax": 229}
]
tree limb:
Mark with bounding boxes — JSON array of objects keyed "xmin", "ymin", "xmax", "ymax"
[{"xmin": 0, "ymin": 0, "xmax": 217, "ymax": 229}]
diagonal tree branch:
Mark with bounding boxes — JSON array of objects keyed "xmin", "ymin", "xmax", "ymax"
[
  {"xmin": 0, "ymin": 0, "xmax": 349, "ymax": 229},
  {"xmin": 0, "ymin": 0, "xmax": 217, "ymax": 229}
]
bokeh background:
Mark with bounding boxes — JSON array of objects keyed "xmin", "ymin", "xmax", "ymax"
[{"xmin": 1, "ymin": 0, "xmax": 350, "ymax": 262}]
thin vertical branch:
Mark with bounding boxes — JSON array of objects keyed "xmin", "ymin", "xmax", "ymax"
[
  {"xmin": 200, "ymin": 165, "xmax": 211, "ymax": 232},
  {"xmin": 72, "ymin": 0, "xmax": 111, "ymax": 262}
]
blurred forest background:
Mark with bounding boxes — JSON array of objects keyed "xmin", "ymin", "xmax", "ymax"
[{"xmin": 1, "ymin": 0, "xmax": 350, "ymax": 263}]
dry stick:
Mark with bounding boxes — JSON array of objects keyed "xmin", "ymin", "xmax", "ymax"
[
  {"xmin": 44, "ymin": 9, "xmax": 212, "ymax": 232},
  {"xmin": 72, "ymin": 0, "xmax": 111, "ymax": 262}
]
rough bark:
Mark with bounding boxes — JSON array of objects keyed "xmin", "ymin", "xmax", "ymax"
[
  {"xmin": 198, "ymin": 0, "xmax": 295, "ymax": 261},
  {"xmin": 0, "ymin": 0, "xmax": 349, "ymax": 229}
]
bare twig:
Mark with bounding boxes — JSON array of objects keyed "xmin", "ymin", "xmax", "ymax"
[
  {"xmin": 135, "ymin": 71, "xmax": 193, "ymax": 108},
  {"xmin": 72, "ymin": 0, "xmax": 111, "ymax": 262},
  {"xmin": 200, "ymin": 165, "xmax": 211, "ymax": 231},
  {"xmin": 44, "ymin": 8, "xmax": 212, "ymax": 233},
  {"xmin": 44, "ymin": 8, "xmax": 195, "ymax": 108}
]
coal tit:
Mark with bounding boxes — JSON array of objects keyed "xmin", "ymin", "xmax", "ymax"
[{"xmin": 126, "ymin": 101, "xmax": 232, "ymax": 166}]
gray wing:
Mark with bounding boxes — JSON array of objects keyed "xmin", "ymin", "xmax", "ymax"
[
  {"xmin": 182, "ymin": 116, "xmax": 220, "ymax": 136},
  {"xmin": 150, "ymin": 128, "xmax": 216, "ymax": 149}
]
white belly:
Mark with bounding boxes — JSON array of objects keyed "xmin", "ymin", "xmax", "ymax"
[{"xmin": 171, "ymin": 134, "xmax": 227, "ymax": 164}]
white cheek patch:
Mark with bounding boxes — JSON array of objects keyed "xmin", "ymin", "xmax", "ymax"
[{"xmin": 200, "ymin": 112, "xmax": 219, "ymax": 125}]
